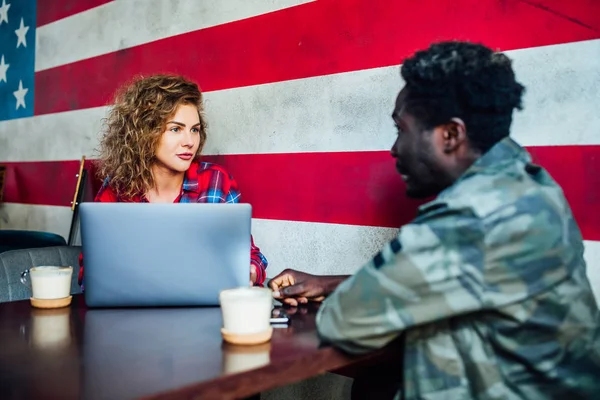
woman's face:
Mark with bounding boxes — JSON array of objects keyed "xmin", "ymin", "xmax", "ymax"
[{"xmin": 154, "ymin": 103, "xmax": 202, "ymax": 173}]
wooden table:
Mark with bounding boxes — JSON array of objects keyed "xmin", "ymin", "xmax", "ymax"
[{"xmin": 0, "ymin": 295, "xmax": 401, "ymax": 400}]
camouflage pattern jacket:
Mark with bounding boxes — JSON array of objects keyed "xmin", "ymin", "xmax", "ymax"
[{"xmin": 316, "ymin": 137, "xmax": 600, "ymax": 399}]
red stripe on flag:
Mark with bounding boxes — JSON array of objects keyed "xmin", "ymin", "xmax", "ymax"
[
  {"xmin": 36, "ymin": 0, "xmax": 113, "ymax": 27},
  {"xmin": 34, "ymin": 0, "xmax": 600, "ymax": 115},
  {"xmin": 517, "ymin": 0, "xmax": 600, "ymax": 31},
  {"xmin": 2, "ymin": 145, "xmax": 600, "ymax": 241}
]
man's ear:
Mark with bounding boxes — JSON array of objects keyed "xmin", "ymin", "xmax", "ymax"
[{"xmin": 441, "ymin": 117, "xmax": 467, "ymax": 153}]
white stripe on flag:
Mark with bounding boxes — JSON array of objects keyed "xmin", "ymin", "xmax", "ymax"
[
  {"xmin": 2, "ymin": 39, "xmax": 600, "ymax": 163},
  {"xmin": 35, "ymin": 0, "xmax": 315, "ymax": 72}
]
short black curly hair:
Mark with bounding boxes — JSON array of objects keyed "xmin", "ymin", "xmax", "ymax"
[{"xmin": 400, "ymin": 41, "xmax": 525, "ymax": 153}]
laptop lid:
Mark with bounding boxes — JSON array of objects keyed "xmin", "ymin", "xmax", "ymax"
[{"xmin": 79, "ymin": 203, "xmax": 252, "ymax": 308}]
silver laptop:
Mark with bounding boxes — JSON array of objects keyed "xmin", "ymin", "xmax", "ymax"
[{"xmin": 79, "ymin": 203, "xmax": 252, "ymax": 307}]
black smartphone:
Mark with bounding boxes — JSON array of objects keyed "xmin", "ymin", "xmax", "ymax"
[{"xmin": 270, "ymin": 307, "xmax": 290, "ymax": 325}]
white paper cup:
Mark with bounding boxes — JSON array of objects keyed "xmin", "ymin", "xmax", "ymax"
[
  {"xmin": 21, "ymin": 266, "xmax": 73, "ymax": 300},
  {"xmin": 219, "ymin": 287, "xmax": 272, "ymax": 335}
]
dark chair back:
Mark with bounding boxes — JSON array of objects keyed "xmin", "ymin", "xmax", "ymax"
[{"xmin": 0, "ymin": 230, "xmax": 67, "ymax": 254}]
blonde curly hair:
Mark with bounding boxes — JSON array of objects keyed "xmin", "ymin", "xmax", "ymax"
[{"xmin": 96, "ymin": 74, "xmax": 207, "ymax": 200}]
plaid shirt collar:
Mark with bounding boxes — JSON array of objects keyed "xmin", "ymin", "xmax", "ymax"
[
  {"xmin": 138, "ymin": 160, "xmax": 202, "ymax": 202},
  {"xmin": 181, "ymin": 160, "xmax": 201, "ymax": 194}
]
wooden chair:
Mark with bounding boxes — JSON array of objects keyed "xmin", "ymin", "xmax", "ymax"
[
  {"xmin": 0, "ymin": 161, "xmax": 91, "ymax": 253},
  {"xmin": 68, "ymin": 156, "xmax": 89, "ymax": 246},
  {"xmin": 0, "ymin": 163, "xmax": 71, "ymax": 254},
  {"xmin": 0, "ymin": 157, "xmax": 90, "ymax": 251}
]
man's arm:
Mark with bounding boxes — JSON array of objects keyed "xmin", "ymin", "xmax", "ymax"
[{"xmin": 316, "ymin": 206, "xmax": 489, "ymax": 354}]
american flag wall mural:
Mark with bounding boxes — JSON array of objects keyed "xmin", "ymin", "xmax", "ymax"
[{"xmin": 0, "ymin": 0, "xmax": 598, "ymax": 292}]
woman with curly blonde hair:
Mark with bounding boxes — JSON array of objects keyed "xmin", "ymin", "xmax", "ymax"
[{"xmin": 78, "ymin": 74, "xmax": 268, "ymax": 287}]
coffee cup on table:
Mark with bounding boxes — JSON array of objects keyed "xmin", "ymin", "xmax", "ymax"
[
  {"xmin": 20, "ymin": 266, "xmax": 73, "ymax": 308},
  {"xmin": 219, "ymin": 287, "xmax": 273, "ymax": 345}
]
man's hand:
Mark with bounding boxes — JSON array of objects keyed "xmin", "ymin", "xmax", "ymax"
[{"xmin": 268, "ymin": 269, "xmax": 349, "ymax": 307}]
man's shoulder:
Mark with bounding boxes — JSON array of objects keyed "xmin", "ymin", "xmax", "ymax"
[
  {"xmin": 415, "ymin": 158, "xmax": 583, "ymax": 258},
  {"xmin": 410, "ymin": 156, "xmax": 587, "ymax": 305},
  {"xmin": 437, "ymin": 159, "xmax": 572, "ymax": 224}
]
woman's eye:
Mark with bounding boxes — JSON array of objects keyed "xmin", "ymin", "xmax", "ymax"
[
  {"xmin": 191, "ymin": 127, "xmax": 199, "ymax": 134},
  {"xmin": 170, "ymin": 127, "xmax": 180, "ymax": 133}
]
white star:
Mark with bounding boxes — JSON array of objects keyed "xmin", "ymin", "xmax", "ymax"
[
  {"xmin": 0, "ymin": 0, "xmax": 10, "ymax": 25},
  {"xmin": 13, "ymin": 80, "xmax": 28, "ymax": 110},
  {"xmin": 15, "ymin": 18, "xmax": 29, "ymax": 48},
  {"xmin": 0, "ymin": 55, "xmax": 8, "ymax": 83}
]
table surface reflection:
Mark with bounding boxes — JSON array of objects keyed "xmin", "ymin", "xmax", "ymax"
[{"xmin": 0, "ymin": 295, "xmax": 389, "ymax": 400}]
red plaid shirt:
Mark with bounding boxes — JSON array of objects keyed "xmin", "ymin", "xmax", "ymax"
[{"xmin": 78, "ymin": 161, "xmax": 268, "ymax": 287}]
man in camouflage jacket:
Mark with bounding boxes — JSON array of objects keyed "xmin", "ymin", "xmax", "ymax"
[{"xmin": 270, "ymin": 41, "xmax": 600, "ymax": 399}]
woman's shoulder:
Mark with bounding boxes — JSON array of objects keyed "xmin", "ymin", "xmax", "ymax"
[
  {"xmin": 187, "ymin": 161, "xmax": 240, "ymax": 202},
  {"xmin": 94, "ymin": 177, "xmax": 119, "ymax": 202},
  {"xmin": 193, "ymin": 160, "xmax": 235, "ymax": 179}
]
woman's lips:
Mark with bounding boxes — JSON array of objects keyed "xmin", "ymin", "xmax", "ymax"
[{"xmin": 177, "ymin": 153, "xmax": 193, "ymax": 161}]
